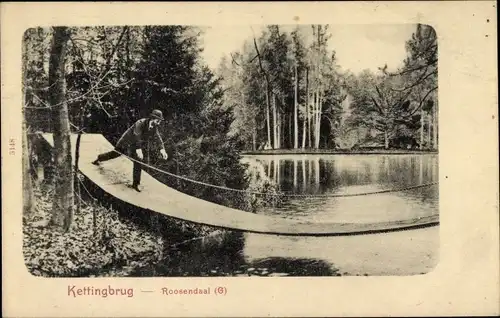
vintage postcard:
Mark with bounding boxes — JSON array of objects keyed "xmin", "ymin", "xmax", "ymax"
[{"xmin": 2, "ymin": 1, "xmax": 498, "ymax": 317}]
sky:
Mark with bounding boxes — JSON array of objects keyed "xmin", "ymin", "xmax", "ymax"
[{"xmin": 199, "ymin": 24, "xmax": 417, "ymax": 74}]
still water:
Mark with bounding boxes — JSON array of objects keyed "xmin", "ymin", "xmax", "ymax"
[
  {"xmin": 132, "ymin": 154, "xmax": 439, "ymax": 277},
  {"xmin": 244, "ymin": 154, "xmax": 439, "ymax": 223}
]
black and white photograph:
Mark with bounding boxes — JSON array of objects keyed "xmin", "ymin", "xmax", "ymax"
[{"xmin": 21, "ymin": 22, "xmax": 440, "ymax": 278}]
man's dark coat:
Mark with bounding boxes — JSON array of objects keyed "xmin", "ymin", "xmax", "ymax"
[{"xmin": 116, "ymin": 118, "xmax": 166, "ymax": 152}]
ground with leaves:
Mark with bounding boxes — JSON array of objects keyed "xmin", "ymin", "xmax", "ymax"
[{"xmin": 23, "ymin": 183, "xmax": 165, "ymax": 277}]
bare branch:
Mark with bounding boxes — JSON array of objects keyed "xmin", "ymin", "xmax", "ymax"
[
  {"xmin": 25, "ymin": 82, "xmax": 57, "ymax": 92},
  {"xmin": 370, "ymin": 95, "xmax": 384, "ymax": 115},
  {"xmin": 94, "ymin": 78, "xmax": 134, "ymax": 91},
  {"xmin": 401, "ymin": 86, "xmax": 438, "ymax": 119},
  {"xmin": 230, "ymin": 53, "xmax": 241, "ymax": 67},
  {"xmin": 391, "ymin": 69, "xmax": 437, "ymax": 93},
  {"xmin": 102, "ymin": 26, "xmax": 128, "ymax": 75},
  {"xmin": 70, "ymin": 38, "xmax": 100, "ymax": 45},
  {"xmin": 69, "ymin": 36, "xmax": 98, "ymax": 81},
  {"xmin": 25, "ymin": 67, "xmax": 115, "ymax": 111},
  {"xmin": 415, "ymin": 86, "xmax": 438, "ymax": 113}
]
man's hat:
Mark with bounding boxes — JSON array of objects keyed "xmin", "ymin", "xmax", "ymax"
[{"xmin": 150, "ymin": 109, "xmax": 164, "ymax": 121}]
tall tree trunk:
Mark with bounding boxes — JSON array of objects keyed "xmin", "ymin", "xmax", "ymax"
[
  {"xmin": 22, "ymin": 33, "xmax": 34, "ymax": 216},
  {"xmin": 74, "ymin": 132, "xmax": 82, "ymax": 214},
  {"xmin": 306, "ymin": 67, "xmax": 310, "ymax": 148},
  {"xmin": 301, "ymin": 113, "xmax": 307, "ymax": 149},
  {"xmin": 252, "ymin": 36, "xmax": 272, "ymax": 149},
  {"xmin": 315, "ymin": 26, "xmax": 321, "ymax": 150},
  {"xmin": 301, "ymin": 114, "xmax": 307, "ymax": 149},
  {"xmin": 49, "ymin": 27, "xmax": 73, "ymax": 232},
  {"xmin": 280, "ymin": 95, "xmax": 285, "ymax": 149},
  {"xmin": 317, "ymin": 92, "xmax": 320, "ymax": 149},
  {"xmin": 125, "ymin": 26, "xmax": 132, "ymax": 115},
  {"xmin": 314, "ymin": 90, "xmax": 319, "ymax": 149},
  {"xmin": 316, "ymin": 91, "xmax": 323, "ymax": 149},
  {"xmin": 312, "ymin": 91, "xmax": 316, "ymax": 148},
  {"xmin": 265, "ymin": 88, "xmax": 271, "ymax": 148},
  {"xmin": 427, "ymin": 113, "xmax": 432, "ymax": 149},
  {"xmin": 294, "ymin": 63, "xmax": 299, "ymax": 149},
  {"xmin": 312, "ymin": 90, "xmax": 318, "ymax": 148},
  {"xmin": 420, "ymin": 107, "xmax": 424, "ymax": 150},
  {"xmin": 318, "ymin": 93, "xmax": 321, "ymax": 149},
  {"xmin": 278, "ymin": 110, "xmax": 282, "ymax": 149},
  {"xmin": 313, "ymin": 92, "xmax": 316, "ymax": 149},
  {"xmin": 317, "ymin": 93, "xmax": 321, "ymax": 149},
  {"xmin": 272, "ymin": 93, "xmax": 277, "ymax": 149},
  {"xmin": 22, "ymin": 111, "xmax": 34, "ymax": 216},
  {"xmin": 126, "ymin": 27, "xmax": 131, "ymax": 78},
  {"xmin": 277, "ymin": 108, "xmax": 280, "ymax": 149},
  {"xmin": 432, "ymin": 101, "xmax": 438, "ymax": 150}
]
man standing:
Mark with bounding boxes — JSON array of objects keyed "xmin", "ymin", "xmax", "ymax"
[{"xmin": 92, "ymin": 109, "xmax": 169, "ymax": 192}]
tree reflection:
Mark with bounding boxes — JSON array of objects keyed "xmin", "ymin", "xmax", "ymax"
[
  {"xmin": 127, "ymin": 230, "xmax": 340, "ymax": 277},
  {"xmin": 129, "ymin": 230, "xmax": 246, "ymax": 277},
  {"xmin": 246, "ymin": 154, "xmax": 438, "ymax": 218},
  {"xmin": 249, "ymin": 257, "xmax": 340, "ymax": 276}
]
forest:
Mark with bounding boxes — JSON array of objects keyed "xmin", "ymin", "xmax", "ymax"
[
  {"xmin": 22, "ymin": 25, "xmax": 257, "ymax": 276},
  {"xmin": 218, "ymin": 24, "xmax": 438, "ymax": 151},
  {"xmin": 22, "ymin": 23, "xmax": 437, "ymax": 276}
]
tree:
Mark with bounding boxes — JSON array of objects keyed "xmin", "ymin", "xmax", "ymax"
[
  {"xmin": 264, "ymin": 26, "xmax": 292, "ymax": 149},
  {"xmin": 383, "ymin": 23, "xmax": 438, "ymax": 150},
  {"xmin": 221, "ymin": 24, "xmax": 344, "ymax": 151},
  {"xmin": 251, "ymin": 31, "xmax": 273, "ymax": 149},
  {"xmin": 291, "ymin": 27, "xmax": 306, "ymax": 149},
  {"xmin": 22, "ymin": 24, "xmax": 253, "ymax": 220},
  {"xmin": 49, "ymin": 26, "xmax": 73, "ymax": 232},
  {"xmin": 307, "ymin": 25, "xmax": 333, "ymax": 149},
  {"xmin": 303, "ymin": 66, "xmax": 310, "ymax": 148},
  {"xmin": 22, "ymin": 30, "xmax": 34, "ymax": 215},
  {"xmin": 219, "ymin": 46, "xmax": 264, "ymax": 151},
  {"xmin": 304, "ymin": 25, "xmax": 345, "ymax": 149},
  {"xmin": 402, "ymin": 24, "xmax": 437, "ymax": 150},
  {"xmin": 346, "ymin": 70, "xmax": 415, "ymax": 149}
]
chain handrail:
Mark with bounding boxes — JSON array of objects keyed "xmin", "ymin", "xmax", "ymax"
[{"xmin": 107, "ymin": 148, "xmax": 438, "ymax": 198}]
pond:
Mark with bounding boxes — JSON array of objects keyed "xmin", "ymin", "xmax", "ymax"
[
  {"xmin": 131, "ymin": 154, "xmax": 440, "ymax": 277},
  {"xmin": 243, "ymin": 154, "xmax": 439, "ymax": 224}
]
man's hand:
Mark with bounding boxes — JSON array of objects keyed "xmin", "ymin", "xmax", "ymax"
[
  {"xmin": 136, "ymin": 149, "xmax": 144, "ymax": 160},
  {"xmin": 160, "ymin": 149, "xmax": 168, "ymax": 160}
]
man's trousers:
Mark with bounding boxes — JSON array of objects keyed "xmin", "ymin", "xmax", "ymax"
[{"xmin": 97, "ymin": 147, "xmax": 143, "ymax": 186}]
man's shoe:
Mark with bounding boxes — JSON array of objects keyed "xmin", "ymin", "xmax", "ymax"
[
  {"xmin": 131, "ymin": 184, "xmax": 142, "ymax": 192},
  {"xmin": 92, "ymin": 159, "xmax": 100, "ymax": 166}
]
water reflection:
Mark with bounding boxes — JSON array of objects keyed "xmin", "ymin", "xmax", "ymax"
[
  {"xmin": 130, "ymin": 225, "xmax": 438, "ymax": 277},
  {"xmin": 130, "ymin": 230, "xmax": 339, "ymax": 277},
  {"xmin": 244, "ymin": 154, "xmax": 439, "ymax": 224},
  {"xmin": 132, "ymin": 154, "xmax": 439, "ymax": 277},
  {"xmin": 248, "ymin": 154, "xmax": 438, "ymax": 193}
]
